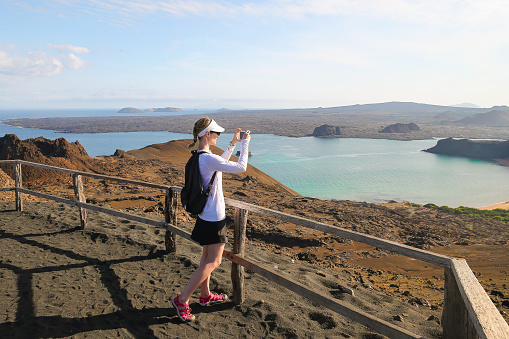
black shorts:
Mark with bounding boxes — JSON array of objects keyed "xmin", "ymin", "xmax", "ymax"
[{"xmin": 190, "ymin": 217, "xmax": 228, "ymax": 246}]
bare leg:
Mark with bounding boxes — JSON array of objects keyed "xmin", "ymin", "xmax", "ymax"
[
  {"xmin": 198, "ymin": 249, "xmax": 211, "ymax": 297},
  {"xmin": 179, "ymin": 243, "xmax": 225, "ymax": 304}
]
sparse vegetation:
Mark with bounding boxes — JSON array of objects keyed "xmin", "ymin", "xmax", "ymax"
[{"xmin": 424, "ymin": 203, "xmax": 509, "ymax": 222}]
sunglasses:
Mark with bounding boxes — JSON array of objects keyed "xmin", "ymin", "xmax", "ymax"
[{"xmin": 211, "ymin": 131, "xmax": 221, "ymax": 136}]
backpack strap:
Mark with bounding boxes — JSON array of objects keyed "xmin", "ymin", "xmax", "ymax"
[
  {"xmin": 205, "ymin": 171, "xmax": 217, "ymax": 196},
  {"xmin": 194, "ymin": 150, "xmax": 217, "ymax": 196}
]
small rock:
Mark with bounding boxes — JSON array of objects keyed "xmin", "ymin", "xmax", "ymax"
[
  {"xmin": 316, "ymin": 270, "xmax": 326, "ymax": 277},
  {"xmin": 490, "ymin": 290, "xmax": 505, "ymax": 298},
  {"xmin": 342, "ymin": 287, "xmax": 355, "ymax": 296},
  {"xmin": 393, "ymin": 315, "xmax": 405, "ymax": 322},
  {"xmin": 253, "ymin": 300, "xmax": 265, "ymax": 307},
  {"xmin": 298, "ymin": 251, "xmax": 317, "ymax": 262},
  {"xmin": 427, "ymin": 315, "xmax": 440, "ymax": 324},
  {"xmin": 409, "ymin": 297, "xmax": 431, "ymax": 308}
]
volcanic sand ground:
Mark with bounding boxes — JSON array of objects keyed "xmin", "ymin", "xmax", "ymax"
[{"xmin": 0, "ymin": 202, "xmax": 444, "ymax": 338}]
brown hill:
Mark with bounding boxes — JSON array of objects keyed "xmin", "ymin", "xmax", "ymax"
[
  {"xmin": 457, "ymin": 110, "xmax": 509, "ymax": 125},
  {"xmin": 126, "ymin": 139, "xmax": 196, "ymax": 163},
  {"xmin": 125, "ymin": 139, "xmax": 299, "ymax": 197}
]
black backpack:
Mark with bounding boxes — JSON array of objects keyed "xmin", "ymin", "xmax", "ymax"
[{"xmin": 181, "ymin": 150, "xmax": 217, "ymax": 215}]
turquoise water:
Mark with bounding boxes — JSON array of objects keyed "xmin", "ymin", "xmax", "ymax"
[
  {"xmin": 246, "ymin": 135, "xmax": 509, "ymax": 208},
  {"xmin": 1, "ymin": 109, "xmax": 508, "ymax": 208}
]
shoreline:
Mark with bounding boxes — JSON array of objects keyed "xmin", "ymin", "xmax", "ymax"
[{"xmin": 480, "ymin": 201, "xmax": 509, "ymax": 210}]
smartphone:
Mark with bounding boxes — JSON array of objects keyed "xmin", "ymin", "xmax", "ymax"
[{"xmin": 239, "ymin": 131, "xmax": 245, "ymax": 139}]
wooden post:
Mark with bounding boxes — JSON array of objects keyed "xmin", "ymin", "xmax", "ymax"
[
  {"xmin": 164, "ymin": 188, "xmax": 178, "ymax": 253},
  {"xmin": 73, "ymin": 174, "xmax": 88, "ymax": 229},
  {"xmin": 442, "ymin": 266, "xmax": 474, "ymax": 338},
  {"xmin": 231, "ymin": 207, "xmax": 248, "ymax": 305},
  {"xmin": 14, "ymin": 162, "xmax": 23, "ymax": 211},
  {"xmin": 442, "ymin": 259, "xmax": 509, "ymax": 339}
]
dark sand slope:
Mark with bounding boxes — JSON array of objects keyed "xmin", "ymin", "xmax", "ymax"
[{"xmin": 0, "ymin": 202, "xmax": 442, "ymax": 338}]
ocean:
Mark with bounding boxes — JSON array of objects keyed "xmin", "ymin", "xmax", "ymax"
[{"xmin": 1, "ymin": 108, "xmax": 508, "ymax": 208}]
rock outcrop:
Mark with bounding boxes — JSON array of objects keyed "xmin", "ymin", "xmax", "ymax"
[
  {"xmin": 379, "ymin": 123, "xmax": 420, "ymax": 133},
  {"xmin": 312, "ymin": 124, "xmax": 341, "ymax": 137},
  {"xmin": 424, "ymin": 138, "xmax": 509, "ymax": 161},
  {"xmin": 0, "ymin": 134, "xmax": 94, "ymax": 186}
]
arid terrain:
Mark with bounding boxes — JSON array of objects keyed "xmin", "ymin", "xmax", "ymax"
[
  {"xmin": 0, "ymin": 132, "xmax": 508, "ymax": 338},
  {"xmin": 4, "ymin": 102, "xmax": 509, "ymax": 141}
]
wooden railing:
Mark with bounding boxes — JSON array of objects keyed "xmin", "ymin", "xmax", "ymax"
[{"xmin": 1, "ymin": 160, "xmax": 508, "ymax": 339}]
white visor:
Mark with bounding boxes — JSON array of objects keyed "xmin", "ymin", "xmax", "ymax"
[{"xmin": 197, "ymin": 119, "xmax": 225, "ymax": 137}]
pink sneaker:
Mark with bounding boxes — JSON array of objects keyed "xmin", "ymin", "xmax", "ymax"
[
  {"xmin": 172, "ymin": 295, "xmax": 195, "ymax": 322},
  {"xmin": 199, "ymin": 292, "xmax": 228, "ymax": 306}
]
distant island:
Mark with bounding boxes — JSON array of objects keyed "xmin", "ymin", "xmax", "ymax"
[
  {"xmin": 144, "ymin": 107, "xmax": 183, "ymax": 112},
  {"xmin": 118, "ymin": 107, "xmax": 143, "ymax": 113},
  {"xmin": 118, "ymin": 106, "xmax": 183, "ymax": 113}
]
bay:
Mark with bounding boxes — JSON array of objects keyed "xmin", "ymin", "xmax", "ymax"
[
  {"xmin": 1, "ymin": 109, "xmax": 508, "ymax": 208},
  {"xmin": 247, "ymin": 135, "xmax": 509, "ymax": 208}
]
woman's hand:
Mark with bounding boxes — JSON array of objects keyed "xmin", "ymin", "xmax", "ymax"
[
  {"xmin": 231, "ymin": 128, "xmax": 242, "ymax": 144},
  {"xmin": 231, "ymin": 128, "xmax": 250, "ymax": 144},
  {"xmin": 242, "ymin": 130, "xmax": 251, "ymax": 141}
]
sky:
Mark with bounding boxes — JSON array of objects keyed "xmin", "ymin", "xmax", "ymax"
[{"xmin": 1, "ymin": 0, "xmax": 509, "ymax": 110}]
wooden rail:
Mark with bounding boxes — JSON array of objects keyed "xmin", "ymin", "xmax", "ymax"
[{"xmin": 2, "ymin": 159, "xmax": 508, "ymax": 339}]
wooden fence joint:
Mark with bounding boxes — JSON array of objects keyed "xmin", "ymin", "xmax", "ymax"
[
  {"xmin": 73, "ymin": 174, "xmax": 88, "ymax": 229},
  {"xmin": 14, "ymin": 161, "xmax": 23, "ymax": 211}
]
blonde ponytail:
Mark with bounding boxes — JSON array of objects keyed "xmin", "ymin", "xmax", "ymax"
[{"xmin": 188, "ymin": 117, "xmax": 212, "ymax": 149}]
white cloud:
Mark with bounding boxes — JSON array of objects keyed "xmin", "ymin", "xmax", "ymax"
[
  {"xmin": 60, "ymin": 53, "xmax": 88, "ymax": 70},
  {"xmin": 0, "ymin": 50, "xmax": 62, "ymax": 76},
  {"xmin": 47, "ymin": 43, "xmax": 90, "ymax": 54},
  {"xmin": 0, "ymin": 47, "xmax": 88, "ymax": 77}
]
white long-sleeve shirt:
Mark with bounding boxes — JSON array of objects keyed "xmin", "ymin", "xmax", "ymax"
[{"xmin": 198, "ymin": 139, "xmax": 250, "ymax": 221}]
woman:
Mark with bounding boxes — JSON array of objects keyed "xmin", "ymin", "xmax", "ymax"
[{"xmin": 172, "ymin": 117, "xmax": 251, "ymax": 322}]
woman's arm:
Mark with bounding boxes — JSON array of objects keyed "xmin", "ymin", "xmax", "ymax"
[
  {"xmin": 221, "ymin": 143, "xmax": 235, "ymax": 160},
  {"xmin": 203, "ymin": 139, "xmax": 250, "ymax": 173}
]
